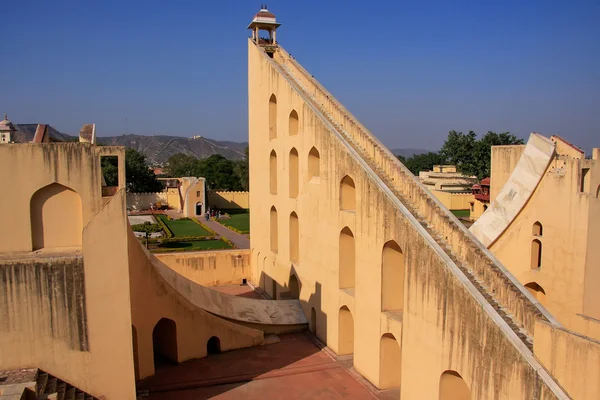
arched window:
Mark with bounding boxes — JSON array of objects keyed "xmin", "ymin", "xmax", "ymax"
[
  {"xmin": 269, "ymin": 150, "xmax": 277, "ymax": 195},
  {"xmin": 338, "ymin": 306, "xmax": 354, "ymax": 356},
  {"xmin": 207, "ymin": 336, "xmax": 221, "ymax": 355},
  {"xmin": 289, "ymin": 274, "xmax": 300, "ymax": 299},
  {"xmin": 269, "ymin": 94, "xmax": 277, "ymax": 139},
  {"xmin": 531, "ymin": 239, "xmax": 542, "ymax": 269},
  {"xmin": 532, "ymin": 221, "xmax": 543, "ymax": 236},
  {"xmin": 30, "ymin": 183, "xmax": 82, "ymax": 251},
  {"xmin": 339, "ymin": 227, "xmax": 355, "ymax": 289},
  {"xmin": 152, "ymin": 318, "xmax": 178, "ymax": 368},
  {"xmin": 439, "ymin": 370, "xmax": 470, "ymax": 400},
  {"xmin": 289, "ymin": 148, "xmax": 299, "ymax": 198},
  {"xmin": 340, "ymin": 175, "xmax": 356, "ymax": 211},
  {"xmin": 289, "ymin": 110, "xmax": 299, "ymax": 136},
  {"xmin": 308, "ymin": 147, "xmax": 320, "ymax": 181},
  {"xmin": 381, "ymin": 240, "xmax": 405, "ymax": 312},
  {"xmin": 289, "ymin": 212, "xmax": 299, "ymax": 263},
  {"xmin": 270, "ymin": 206, "xmax": 278, "ymax": 253},
  {"xmin": 525, "ymin": 282, "xmax": 546, "ymax": 304},
  {"xmin": 379, "ymin": 333, "xmax": 401, "ymax": 389}
]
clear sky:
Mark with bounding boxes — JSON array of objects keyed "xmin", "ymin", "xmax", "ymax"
[{"xmin": 2, "ymin": 0, "xmax": 599, "ymax": 152}]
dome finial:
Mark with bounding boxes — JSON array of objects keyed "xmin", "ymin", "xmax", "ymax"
[{"xmin": 3, "ymin": 113, "xmax": 6, "ymax": 121}]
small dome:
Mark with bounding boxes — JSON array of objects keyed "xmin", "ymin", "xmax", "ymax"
[
  {"xmin": 0, "ymin": 114, "xmax": 15, "ymax": 131},
  {"xmin": 255, "ymin": 8, "xmax": 276, "ymax": 19}
]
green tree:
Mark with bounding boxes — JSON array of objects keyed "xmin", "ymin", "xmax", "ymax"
[
  {"xmin": 125, "ymin": 148, "xmax": 163, "ymax": 193},
  {"xmin": 197, "ymin": 154, "xmax": 243, "ymax": 190},
  {"xmin": 165, "ymin": 153, "xmax": 199, "ymax": 177},
  {"xmin": 233, "ymin": 147, "xmax": 249, "ymax": 191},
  {"xmin": 398, "ymin": 152, "xmax": 447, "ymax": 175},
  {"xmin": 440, "ymin": 130, "xmax": 523, "ymax": 179}
]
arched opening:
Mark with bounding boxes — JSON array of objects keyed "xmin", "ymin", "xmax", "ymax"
[
  {"xmin": 531, "ymin": 239, "xmax": 542, "ymax": 269},
  {"xmin": 338, "ymin": 306, "xmax": 354, "ymax": 355},
  {"xmin": 207, "ymin": 336, "xmax": 221, "ymax": 355},
  {"xmin": 270, "ymin": 150, "xmax": 277, "ymax": 195},
  {"xmin": 269, "ymin": 94, "xmax": 277, "ymax": 139},
  {"xmin": 289, "ymin": 110, "xmax": 299, "ymax": 136},
  {"xmin": 289, "ymin": 274, "xmax": 300, "ymax": 299},
  {"xmin": 525, "ymin": 282, "xmax": 546, "ymax": 304},
  {"xmin": 439, "ymin": 370, "xmax": 470, "ymax": 400},
  {"xmin": 271, "ymin": 278, "xmax": 277, "ymax": 300},
  {"xmin": 310, "ymin": 307, "xmax": 317, "ymax": 334},
  {"xmin": 339, "ymin": 227, "xmax": 355, "ymax": 289},
  {"xmin": 30, "ymin": 183, "xmax": 83, "ymax": 251},
  {"xmin": 152, "ymin": 318, "xmax": 178, "ymax": 369},
  {"xmin": 596, "ymin": 184, "xmax": 600, "ymax": 199},
  {"xmin": 132, "ymin": 325, "xmax": 140, "ymax": 380},
  {"xmin": 308, "ymin": 147, "xmax": 320, "ymax": 181},
  {"xmin": 381, "ymin": 240, "xmax": 405, "ymax": 312},
  {"xmin": 340, "ymin": 175, "xmax": 356, "ymax": 211},
  {"xmin": 270, "ymin": 206, "xmax": 278, "ymax": 253},
  {"xmin": 289, "ymin": 212, "xmax": 299, "ymax": 263},
  {"xmin": 532, "ymin": 221, "xmax": 543, "ymax": 236},
  {"xmin": 379, "ymin": 333, "xmax": 401, "ymax": 389},
  {"xmin": 289, "ymin": 148, "xmax": 299, "ymax": 198},
  {"xmin": 195, "ymin": 202, "xmax": 202, "ymax": 216}
]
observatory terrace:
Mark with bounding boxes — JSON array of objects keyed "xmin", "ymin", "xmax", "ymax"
[{"xmin": 248, "ymin": 38, "xmax": 569, "ymax": 399}]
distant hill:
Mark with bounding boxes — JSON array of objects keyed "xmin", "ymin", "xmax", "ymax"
[
  {"xmin": 13, "ymin": 125, "xmax": 248, "ymax": 164},
  {"xmin": 390, "ymin": 148, "xmax": 431, "ymax": 158}
]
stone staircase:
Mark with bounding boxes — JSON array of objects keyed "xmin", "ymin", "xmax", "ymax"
[
  {"xmin": 270, "ymin": 49, "xmax": 554, "ymax": 352},
  {"xmin": 35, "ymin": 371, "xmax": 96, "ymax": 400}
]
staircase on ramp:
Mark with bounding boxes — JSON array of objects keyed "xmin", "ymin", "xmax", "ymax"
[{"xmin": 267, "ymin": 46, "xmax": 559, "ymax": 352}]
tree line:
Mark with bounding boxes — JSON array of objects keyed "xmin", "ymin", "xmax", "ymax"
[{"xmin": 398, "ymin": 131, "xmax": 524, "ymax": 179}]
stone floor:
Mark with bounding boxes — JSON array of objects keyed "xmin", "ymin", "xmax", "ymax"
[
  {"xmin": 137, "ymin": 333, "xmax": 400, "ymax": 399},
  {"xmin": 200, "ymin": 219, "xmax": 250, "ymax": 249}
]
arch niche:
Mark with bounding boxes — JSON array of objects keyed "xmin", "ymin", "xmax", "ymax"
[
  {"xmin": 289, "ymin": 274, "xmax": 300, "ymax": 299},
  {"xmin": 340, "ymin": 175, "xmax": 356, "ymax": 211},
  {"xmin": 30, "ymin": 182, "xmax": 82, "ymax": 251},
  {"xmin": 381, "ymin": 240, "xmax": 405, "ymax": 312},
  {"xmin": 379, "ymin": 333, "xmax": 401, "ymax": 389},
  {"xmin": 439, "ymin": 370, "xmax": 470, "ymax": 400},
  {"xmin": 338, "ymin": 306, "xmax": 354, "ymax": 356},
  {"xmin": 339, "ymin": 227, "xmax": 355, "ymax": 289},
  {"xmin": 152, "ymin": 318, "xmax": 178, "ymax": 368},
  {"xmin": 269, "ymin": 94, "xmax": 277, "ymax": 139}
]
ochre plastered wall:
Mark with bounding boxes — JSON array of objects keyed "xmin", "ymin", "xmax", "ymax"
[
  {"xmin": 248, "ymin": 41, "xmax": 565, "ymax": 399},
  {"xmin": 428, "ymin": 190, "xmax": 473, "ymax": 212},
  {"xmin": 490, "ymin": 145, "xmax": 525, "ymax": 201},
  {"xmin": 0, "ymin": 144, "xmax": 135, "ymax": 399},
  {"xmin": 208, "ymin": 191, "xmax": 250, "ymax": 210},
  {"xmin": 155, "ymin": 250, "xmax": 250, "ymax": 287}
]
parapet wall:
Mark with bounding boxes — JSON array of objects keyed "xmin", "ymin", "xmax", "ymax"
[
  {"xmin": 127, "ymin": 192, "xmax": 168, "ymax": 211},
  {"xmin": 429, "ymin": 190, "xmax": 473, "ymax": 211},
  {"xmin": 155, "ymin": 249, "xmax": 250, "ymax": 286},
  {"xmin": 207, "ymin": 191, "xmax": 250, "ymax": 210}
]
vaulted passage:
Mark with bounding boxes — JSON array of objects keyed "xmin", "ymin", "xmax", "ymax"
[
  {"xmin": 269, "ymin": 94, "xmax": 277, "ymax": 139},
  {"xmin": 308, "ymin": 147, "xmax": 320, "ymax": 180},
  {"xmin": 207, "ymin": 336, "xmax": 221, "ymax": 355},
  {"xmin": 30, "ymin": 183, "xmax": 82, "ymax": 251},
  {"xmin": 339, "ymin": 227, "xmax": 355, "ymax": 289},
  {"xmin": 439, "ymin": 370, "xmax": 470, "ymax": 400},
  {"xmin": 153, "ymin": 318, "xmax": 178, "ymax": 369},
  {"xmin": 289, "ymin": 148, "xmax": 299, "ymax": 198},
  {"xmin": 381, "ymin": 240, "xmax": 405, "ymax": 312},
  {"xmin": 270, "ymin": 150, "xmax": 278, "ymax": 195},
  {"xmin": 289, "ymin": 212, "xmax": 299, "ymax": 263},
  {"xmin": 270, "ymin": 206, "xmax": 278, "ymax": 252},
  {"xmin": 338, "ymin": 306, "xmax": 354, "ymax": 356},
  {"xmin": 289, "ymin": 110, "xmax": 299, "ymax": 136},
  {"xmin": 379, "ymin": 333, "xmax": 401, "ymax": 389},
  {"xmin": 340, "ymin": 175, "xmax": 356, "ymax": 211}
]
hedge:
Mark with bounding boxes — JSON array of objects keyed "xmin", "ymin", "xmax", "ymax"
[{"xmin": 155, "ymin": 215, "xmax": 174, "ymax": 238}]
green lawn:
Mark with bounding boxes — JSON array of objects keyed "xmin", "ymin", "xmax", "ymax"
[
  {"xmin": 157, "ymin": 215, "xmax": 212, "ymax": 237},
  {"xmin": 152, "ymin": 239, "xmax": 232, "ymax": 252},
  {"xmin": 451, "ymin": 209, "xmax": 471, "ymax": 218},
  {"xmin": 220, "ymin": 212, "xmax": 250, "ymax": 234}
]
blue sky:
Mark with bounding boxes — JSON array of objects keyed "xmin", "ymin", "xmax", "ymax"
[{"xmin": 2, "ymin": 0, "xmax": 599, "ymax": 152}]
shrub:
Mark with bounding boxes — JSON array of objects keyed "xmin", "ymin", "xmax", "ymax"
[
  {"xmin": 156, "ymin": 215, "xmax": 174, "ymax": 238},
  {"xmin": 131, "ymin": 223, "xmax": 162, "ymax": 234},
  {"xmin": 192, "ymin": 218, "xmax": 217, "ymax": 235}
]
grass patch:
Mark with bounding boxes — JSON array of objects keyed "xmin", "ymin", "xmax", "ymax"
[
  {"xmin": 451, "ymin": 209, "xmax": 471, "ymax": 218},
  {"xmin": 157, "ymin": 215, "xmax": 211, "ymax": 237},
  {"xmin": 220, "ymin": 212, "xmax": 250, "ymax": 234},
  {"xmin": 151, "ymin": 239, "xmax": 232, "ymax": 253}
]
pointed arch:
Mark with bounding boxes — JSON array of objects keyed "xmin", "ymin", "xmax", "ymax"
[
  {"xmin": 339, "ymin": 227, "xmax": 355, "ymax": 289},
  {"xmin": 289, "ymin": 148, "xmax": 299, "ymax": 198},
  {"xmin": 381, "ymin": 240, "xmax": 405, "ymax": 311},
  {"xmin": 308, "ymin": 147, "xmax": 320, "ymax": 180},
  {"xmin": 531, "ymin": 239, "xmax": 542, "ymax": 269},
  {"xmin": 338, "ymin": 306, "xmax": 354, "ymax": 356},
  {"xmin": 270, "ymin": 206, "xmax": 278, "ymax": 252},
  {"xmin": 379, "ymin": 333, "xmax": 401, "ymax": 389},
  {"xmin": 439, "ymin": 370, "xmax": 470, "ymax": 400},
  {"xmin": 525, "ymin": 282, "xmax": 546, "ymax": 304},
  {"xmin": 289, "ymin": 110, "xmax": 299, "ymax": 136},
  {"xmin": 532, "ymin": 221, "xmax": 543, "ymax": 236},
  {"xmin": 269, "ymin": 150, "xmax": 277, "ymax": 195},
  {"xmin": 30, "ymin": 182, "xmax": 82, "ymax": 250},
  {"xmin": 289, "ymin": 212, "xmax": 299, "ymax": 263},
  {"xmin": 340, "ymin": 175, "xmax": 356, "ymax": 211},
  {"xmin": 269, "ymin": 94, "xmax": 277, "ymax": 139}
]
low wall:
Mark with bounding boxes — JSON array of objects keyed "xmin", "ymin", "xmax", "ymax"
[
  {"xmin": 208, "ymin": 191, "xmax": 249, "ymax": 210},
  {"xmin": 430, "ymin": 191, "xmax": 473, "ymax": 211},
  {"xmin": 155, "ymin": 249, "xmax": 251, "ymax": 286},
  {"xmin": 127, "ymin": 192, "xmax": 168, "ymax": 211},
  {"xmin": 534, "ymin": 320, "xmax": 600, "ymax": 399}
]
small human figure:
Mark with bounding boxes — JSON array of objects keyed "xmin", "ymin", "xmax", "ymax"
[{"xmin": 205, "ymin": 212, "xmax": 210, "ymax": 221}]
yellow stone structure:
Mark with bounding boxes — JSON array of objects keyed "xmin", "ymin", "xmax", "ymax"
[
  {"xmin": 127, "ymin": 176, "xmax": 206, "ymax": 216},
  {"xmin": 419, "ymin": 165, "xmax": 477, "ymax": 215}
]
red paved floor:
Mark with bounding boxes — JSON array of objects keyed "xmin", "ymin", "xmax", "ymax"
[
  {"xmin": 209, "ymin": 284, "xmax": 267, "ymax": 299},
  {"xmin": 137, "ymin": 333, "xmax": 393, "ymax": 399}
]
